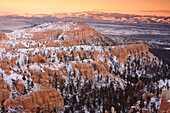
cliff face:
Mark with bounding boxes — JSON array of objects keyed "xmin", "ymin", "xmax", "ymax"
[
  {"xmin": 0, "ymin": 77, "xmax": 11, "ymax": 108},
  {"xmin": 111, "ymin": 44, "xmax": 148, "ymax": 62},
  {"xmin": 66, "ymin": 22, "xmax": 103, "ymax": 44},
  {"xmin": 10, "ymin": 22, "xmax": 101, "ymax": 42},
  {"xmin": 4, "ymin": 87, "xmax": 64, "ymax": 112},
  {"xmin": 7, "ymin": 21, "xmax": 123, "ymax": 48},
  {"xmin": 0, "ymin": 32, "xmax": 8, "ymax": 49},
  {"xmin": 75, "ymin": 63, "xmax": 94, "ymax": 79},
  {"xmin": 0, "ymin": 32, "xmax": 8, "ymax": 40},
  {"xmin": 158, "ymin": 88, "xmax": 170, "ymax": 113},
  {"xmin": 13, "ymin": 79, "xmax": 25, "ymax": 93}
]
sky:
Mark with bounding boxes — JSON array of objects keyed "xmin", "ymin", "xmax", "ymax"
[{"xmin": 0, "ymin": 0, "xmax": 170, "ymax": 16}]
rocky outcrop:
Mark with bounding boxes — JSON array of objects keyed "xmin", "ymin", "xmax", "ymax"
[
  {"xmin": 111, "ymin": 107, "xmax": 117, "ymax": 113},
  {"xmin": 0, "ymin": 43, "xmax": 8, "ymax": 49},
  {"xmin": 98, "ymin": 60, "xmax": 110, "ymax": 72},
  {"xmin": 43, "ymin": 67, "xmax": 63, "ymax": 83},
  {"xmin": 3, "ymin": 87, "xmax": 64, "ymax": 112},
  {"xmin": 29, "ymin": 69, "xmax": 51, "ymax": 87},
  {"xmin": 32, "ymin": 71, "xmax": 51, "ymax": 87},
  {"xmin": 28, "ymin": 53, "xmax": 47, "ymax": 63},
  {"xmin": 111, "ymin": 44, "xmax": 149, "ymax": 62},
  {"xmin": 57, "ymin": 51, "xmax": 66, "ymax": 62},
  {"xmin": 158, "ymin": 87, "xmax": 170, "ymax": 113},
  {"xmin": 75, "ymin": 63, "xmax": 94, "ymax": 79},
  {"xmin": 91, "ymin": 62, "xmax": 107, "ymax": 76},
  {"xmin": 0, "ymin": 63, "xmax": 10, "ymax": 71},
  {"xmin": 59, "ymin": 67, "xmax": 67, "ymax": 76},
  {"xmin": 0, "ymin": 32, "xmax": 8, "ymax": 40},
  {"xmin": 0, "ymin": 77, "xmax": 11, "ymax": 108},
  {"xmin": 13, "ymin": 79, "xmax": 25, "ymax": 93},
  {"xmin": 142, "ymin": 93, "xmax": 154, "ymax": 101},
  {"xmin": 93, "ymin": 51, "xmax": 99, "ymax": 61},
  {"xmin": 67, "ymin": 22, "xmax": 103, "ymax": 44}
]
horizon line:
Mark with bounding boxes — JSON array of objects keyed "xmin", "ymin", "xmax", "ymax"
[{"xmin": 0, "ymin": 10, "xmax": 170, "ymax": 17}]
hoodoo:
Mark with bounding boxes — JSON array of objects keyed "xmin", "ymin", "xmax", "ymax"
[{"xmin": 0, "ymin": 21, "xmax": 169, "ymax": 113}]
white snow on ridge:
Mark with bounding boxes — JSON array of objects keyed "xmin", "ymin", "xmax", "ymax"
[{"xmin": 6, "ymin": 22, "xmax": 81, "ymax": 39}]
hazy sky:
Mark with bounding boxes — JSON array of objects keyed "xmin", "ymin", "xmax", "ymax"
[{"xmin": 0, "ymin": 0, "xmax": 170, "ymax": 16}]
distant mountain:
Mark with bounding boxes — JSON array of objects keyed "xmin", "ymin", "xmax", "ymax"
[
  {"xmin": 1, "ymin": 11, "xmax": 170, "ymax": 24},
  {"xmin": 51, "ymin": 11, "xmax": 170, "ymax": 24}
]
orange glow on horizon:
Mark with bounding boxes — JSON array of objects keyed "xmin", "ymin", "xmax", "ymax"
[{"xmin": 0, "ymin": 0, "xmax": 170, "ymax": 16}]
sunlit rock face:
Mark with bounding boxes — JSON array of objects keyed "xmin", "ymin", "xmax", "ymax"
[
  {"xmin": 3, "ymin": 87, "xmax": 64, "ymax": 112},
  {"xmin": 0, "ymin": 32, "xmax": 8, "ymax": 49},
  {"xmin": 7, "ymin": 21, "xmax": 124, "ymax": 47},
  {"xmin": 111, "ymin": 44, "xmax": 149, "ymax": 62},
  {"xmin": 0, "ymin": 32, "xmax": 8, "ymax": 41},
  {"xmin": 158, "ymin": 88, "xmax": 170, "ymax": 113},
  {"xmin": 13, "ymin": 79, "xmax": 25, "ymax": 93},
  {"xmin": 0, "ymin": 77, "xmax": 11, "ymax": 108}
]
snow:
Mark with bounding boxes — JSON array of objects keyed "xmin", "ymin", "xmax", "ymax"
[
  {"xmin": 3, "ymin": 71, "xmax": 22, "ymax": 88},
  {"xmin": 29, "ymin": 64, "xmax": 41, "ymax": 71},
  {"xmin": 6, "ymin": 21, "xmax": 81, "ymax": 40},
  {"xmin": 167, "ymin": 100, "xmax": 170, "ymax": 103},
  {"xmin": 158, "ymin": 79, "xmax": 170, "ymax": 89},
  {"xmin": 164, "ymin": 47, "xmax": 170, "ymax": 50}
]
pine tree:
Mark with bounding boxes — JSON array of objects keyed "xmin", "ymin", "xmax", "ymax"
[
  {"xmin": 106, "ymin": 75, "xmax": 109, "ymax": 83},
  {"xmin": 139, "ymin": 96, "xmax": 144, "ymax": 109},
  {"xmin": 22, "ymin": 75, "xmax": 26, "ymax": 80},
  {"xmin": 31, "ymin": 81, "xmax": 34, "ymax": 88}
]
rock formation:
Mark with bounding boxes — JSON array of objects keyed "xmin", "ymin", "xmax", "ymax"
[
  {"xmin": 111, "ymin": 44, "xmax": 148, "ymax": 62},
  {"xmin": 13, "ymin": 79, "xmax": 24, "ymax": 93},
  {"xmin": 3, "ymin": 87, "xmax": 64, "ymax": 112},
  {"xmin": 0, "ymin": 21, "xmax": 167, "ymax": 113},
  {"xmin": 0, "ymin": 77, "xmax": 10, "ymax": 108},
  {"xmin": 75, "ymin": 63, "xmax": 94, "ymax": 79},
  {"xmin": 0, "ymin": 32, "xmax": 8, "ymax": 40},
  {"xmin": 158, "ymin": 87, "xmax": 170, "ymax": 113}
]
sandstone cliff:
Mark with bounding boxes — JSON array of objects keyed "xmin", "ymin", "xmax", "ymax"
[
  {"xmin": 111, "ymin": 44, "xmax": 148, "ymax": 62},
  {"xmin": 158, "ymin": 87, "xmax": 170, "ymax": 113},
  {"xmin": 0, "ymin": 77, "xmax": 11, "ymax": 108},
  {"xmin": 0, "ymin": 32, "xmax": 8, "ymax": 40},
  {"xmin": 4, "ymin": 87, "xmax": 64, "ymax": 112}
]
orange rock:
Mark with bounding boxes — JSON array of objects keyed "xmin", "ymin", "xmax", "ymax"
[
  {"xmin": 75, "ymin": 63, "xmax": 93, "ymax": 79},
  {"xmin": 0, "ymin": 63, "xmax": 9, "ymax": 71},
  {"xmin": 0, "ymin": 32, "xmax": 8, "ymax": 40},
  {"xmin": 158, "ymin": 88, "xmax": 170, "ymax": 113},
  {"xmin": 73, "ymin": 51, "xmax": 77, "ymax": 59},
  {"xmin": 59, "ymin": 68, "xmax": 67, "ymax": 76},
  {"xmin": 0, "ymin": 77, "xmax": 10, "ymax": 108},
  {"xmin": 111, "ymin": 44, "xmax": 149, "ymax": 62},
  {"xmin": 31, "ymin": 70, "xmax": 51, "ymax": 87},
  {"xmin": 98, "ymin": 60, "xmax": 110, "ymax": 72},
  {"xmin": 78, "ymin": 51, "xmax": 84, "ymax": 60},
  {"xmin": 4, "ymin": 87, "xmax": 64, "ymax": 112},
  {"xmin": 88, "ymin": 50, "xmax": 91, "ymax": 57},
  {"xmin": 13, "ymin": 79, "xmax": 25, "ymax": 93},
  {"xmin": 46, "ymin": 51, "xmax": 51, "ymax": 59},
  {"xmin": 93, "ymin": 51, "xmax": 99, "ymax": 61}
]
